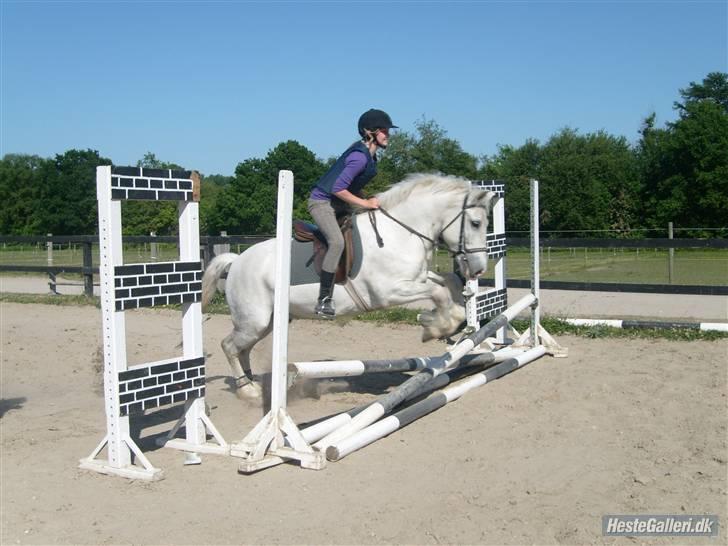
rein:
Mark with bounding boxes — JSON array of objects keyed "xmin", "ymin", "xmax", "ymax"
[{"xmin": 367, "ymin": 193, "xmax": 488, "ymax": 258}]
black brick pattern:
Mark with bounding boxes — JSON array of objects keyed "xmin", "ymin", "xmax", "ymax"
[
  {"xmin": 114, "ymin": 261, "xmax": 202, "ymax": 310},
  {"xmin": 118, "ymin": 357, "xmax": 205, "ymax": 416},
  {"xmin": 473, "ymin": 180, "xmax": 505, "ymax": 198},
  {"xmin": 110, "ymin": 166, "xmax": 194, "ymax": 201},
  {"xmin": 486, "ymin": 233, "xmax": 507, "ymax": 259},
  {"xmin": 474, "ymin": 288, "xmax": 508, "ymax": 321}
]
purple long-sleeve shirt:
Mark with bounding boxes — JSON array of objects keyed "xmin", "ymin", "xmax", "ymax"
[{"xmin": 310, "ymin": 150, "xmax": 368, "ymax": 200}]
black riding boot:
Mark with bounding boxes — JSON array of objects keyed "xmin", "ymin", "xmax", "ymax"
[{"xmin": 315, "ymin": 271, "xmax": 336, "ymax": 319}]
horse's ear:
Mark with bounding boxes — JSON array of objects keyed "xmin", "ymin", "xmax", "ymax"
[{"xmin": 475, "ymin": 189, "xmax": 496, "ymax": 211}]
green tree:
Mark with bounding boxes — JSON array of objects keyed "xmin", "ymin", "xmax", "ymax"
[
  {"xmin": 36, "ymin": 149, "xmax": 111, "ymax": 234},
  {"xmin": 209, "ymin": 141, "xmax": 325, "ymax": 234},
  {"xmin": 375, "ymin": 118, "xmax": 479, "ymax": 194},
  {"xmin": 482, "ymin": 129, "xmax": 640, "ymax": 236},
  {"xmin": 0, "ymin": 154, "xmax": 50, "ymax": 234},
  {"xmin": 479, "ymin": 140, "xmax": 542, "ymax": 233},
  {"xmin": 640, "ymin": 73, "xmax": 728, "ymax": 235},
  {"xmin": 539, "ymin": 129, "xmax": 640, "ymax": 236},
  {"xmin": 199, "ymin": 175, "xmax": 229, "ymax": 234},
  {"xmin": 675, "ymin": 71, "xmax": 728, "ymax": 113},
  {"xmin": 121, "ymin": 152, "xmax": 184, "ymax": 235}
]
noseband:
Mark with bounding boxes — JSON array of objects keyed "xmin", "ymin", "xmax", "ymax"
[{"xmin": 369, "ymin": 193, "xmax": 488, "ymax": 260}]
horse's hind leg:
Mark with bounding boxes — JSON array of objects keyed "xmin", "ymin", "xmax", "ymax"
[{"xmin": 221, "ymin": 325, "xmax": 270, "ymax": 400}]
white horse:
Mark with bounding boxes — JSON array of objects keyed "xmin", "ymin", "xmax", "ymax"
[{"xmin": 202, "ymin": 173, "xmax": 495, "ymax": 398}]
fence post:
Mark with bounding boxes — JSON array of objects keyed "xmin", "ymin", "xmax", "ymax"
[
  {"xmin": 46, "ymin": 233, "xmax": 53, "ymax": 266},
  {"xmin": 83, "ymin": 240, "xmax": 94, "ymax": 297},
  {"xmin": 668, "ymin": 221, "xmax": 674, "ymax": 284},
  {"xmin": 206, "ymin": 240, "xmax": 215, "ymax": 264},
  {"xmin": 150, "ymin": 231, "xmax": 158, "ymax": 261},
  {"xmin": 213, "ymin": 230, "xmax": 230, "ymax": 257},
  {"xmin": 48, "ymin": 271, "xmax": 58, "ymax": 294},
  {"xmin": 47, "ymin": 234, "xmax": 57, "ymax": 293}
]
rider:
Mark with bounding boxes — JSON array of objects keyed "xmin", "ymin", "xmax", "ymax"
[{"xmin": 308, "ymin": 108, "xmax": 398, "ymax": 318}]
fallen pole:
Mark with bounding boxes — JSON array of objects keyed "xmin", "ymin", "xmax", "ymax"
[
  {"xmin": 313, "ymin": 293, "xmax": 537, "ymax": 450},
  {"xmin": 326, "ymin": 345, "xmax": 547, "ymax": 462},
  {"xmin": 290, "ymin": 347, "xmax": 526, "ymax": 380}
]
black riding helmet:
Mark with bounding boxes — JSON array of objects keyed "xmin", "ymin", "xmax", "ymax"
[{"xmin": 358, "ymin": 109, "xmax": 398, "ymax": 137}]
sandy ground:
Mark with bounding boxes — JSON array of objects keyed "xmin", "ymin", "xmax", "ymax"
[
  {"xmin": 1, "ymin": 274, "xmax": 727, "ymax": 323},
  {"xmin": 1, "ymin": 300, "xmax": 726, "ymax": 545}
]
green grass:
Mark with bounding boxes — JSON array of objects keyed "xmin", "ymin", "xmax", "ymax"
[
  {"xmin": 2, "ymin": 291, "xmax": 725, "ymax": 341},
  {"xmin": 0, "ymin": 292, "xmax": 100, "ymax": 307},
  {"xmin": 3, "ymin": 243, "xmax": 726, "ymax": 286},
  {"xmin": 429, "ymin": 247, "xmax": 727, "ymax": 286}
]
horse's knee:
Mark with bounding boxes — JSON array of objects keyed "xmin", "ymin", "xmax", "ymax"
[{"xmin": 221, "ymin": 333, "xmax": 240, "ymax": 357}]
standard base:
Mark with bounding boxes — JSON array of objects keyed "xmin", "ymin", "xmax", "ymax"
[
  {"xmin": 78, "ymin": 458, "xmax": 164, "ymax": 481},
  {"xmin": 231, "ymin": 408, "xmax": 327, "ymax": 474},
  {"xmin": 513, "ymin": 324, "xmax": 568, "ymax": 358}
]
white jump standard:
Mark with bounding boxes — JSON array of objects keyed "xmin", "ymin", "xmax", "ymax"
[
  {"xmin": 80, "ymin": 166, "xmax": 228, "ymax": 481},
  {"xmin": 231, "ymin": 171, "xmax": 326, "ymax": 473}
]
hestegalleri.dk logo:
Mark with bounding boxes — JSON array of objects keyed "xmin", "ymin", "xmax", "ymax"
[{"xmin": 603, "ymin": 515, "xmax": 719, "ymax": 536}]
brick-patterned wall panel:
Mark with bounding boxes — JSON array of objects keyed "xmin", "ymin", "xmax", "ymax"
[
  {"xmin": 110, "ymin": 166, "xmax": 194, "ymax": 201},
  {"xmin": 118, "ymin": 357, "xmax": 205, "ymax": 415},
  {"xmin": 114, "ymin": 261, "xmax": 202, "ymax": 310},
  {"xmin": 473, "ymin": 180, "xmax": 505, "ymax": 198},
  {"xmin": 473, "ymin": 287, "xmax": 508, "ymax": 321},
  {"xmin": 486, "ymin": 233, "xmax": 507, "ymax": 259}
]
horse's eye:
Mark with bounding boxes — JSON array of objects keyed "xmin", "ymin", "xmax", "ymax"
[{"xmin": 471, "ymin": 220, "xmax": 481, "ymax": 229}]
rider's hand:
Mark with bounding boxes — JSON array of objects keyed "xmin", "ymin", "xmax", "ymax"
[{"xmin": 367, "ymin": 197, "xmax": 380, "ymax": 209}]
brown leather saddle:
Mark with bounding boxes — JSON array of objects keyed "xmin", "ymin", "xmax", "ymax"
[{"xmin": 293, "ymin": 216, "xmax": 354, "ymax": 284}]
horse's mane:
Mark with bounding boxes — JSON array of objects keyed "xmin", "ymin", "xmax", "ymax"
[{"xmin": 375, "ymin": 173, "xmax": 471, "ymax": 210}]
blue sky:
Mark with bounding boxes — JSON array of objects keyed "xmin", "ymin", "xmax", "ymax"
[{"xmin": 2, "ymin": 1, "xmax": 726, "ymax": 175}]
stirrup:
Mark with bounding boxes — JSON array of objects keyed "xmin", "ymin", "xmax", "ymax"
[{"xmin": 315, "ymin": 297, "xmax": 336, "ymax": 319}]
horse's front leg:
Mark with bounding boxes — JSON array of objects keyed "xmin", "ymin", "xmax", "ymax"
[{"xmin": 387, "ymin": 273, "xmax": 465, "ymax": 341}]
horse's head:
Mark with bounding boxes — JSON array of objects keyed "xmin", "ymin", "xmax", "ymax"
[
  {"xmin": 374, "ymin": 173, "xmax": 496, "ymax": 280},
  {"xmin": 440, "ymin": 185, "xmax": 496, "ymax": 280}
]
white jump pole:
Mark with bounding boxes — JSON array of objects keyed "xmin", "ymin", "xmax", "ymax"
[
  {"xmin": 231, "ymin": 170, "xmax": 326, "ymax": 473},
  {"xmin": 530, "ymin": 178, "xmax": 540, "ymax": 348},
  {"xmin": 492, "ymin": 183, "xmax": 507, "ymax": 343},
  {"xmin": 290, "ymin": 347, "xmax": 527, "ymax": 380}
]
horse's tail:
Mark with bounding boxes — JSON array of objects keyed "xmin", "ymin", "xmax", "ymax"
[{"xmin": 201, "ymin": 252, "xmax": 238, "ymax": 310}]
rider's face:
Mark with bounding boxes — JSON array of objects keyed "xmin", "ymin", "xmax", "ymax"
[{"xmin": 375, "ymin": 128, "xmax": 389, "ymax": 147}]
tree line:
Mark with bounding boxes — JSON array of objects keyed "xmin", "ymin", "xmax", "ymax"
[{"xmin": 1, "ymin": 73, "xmax": 725, "ymax": 238}]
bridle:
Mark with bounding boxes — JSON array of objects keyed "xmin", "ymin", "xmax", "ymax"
[{"xmin": 368, "ymin": 193, "xmax": 489, "ymax": 260}]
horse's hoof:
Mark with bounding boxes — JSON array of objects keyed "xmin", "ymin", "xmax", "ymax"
[{"xmin": 236, "ymin": 382, "xmax": 263, "ymax": 400}]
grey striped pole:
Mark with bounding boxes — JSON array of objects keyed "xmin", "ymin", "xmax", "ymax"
[
  {"xmin": 326, "ymin": 345, "xmax": 547, "ymax": 461},
  {"xmin": 290, "ymin": 347, "xmax": 526, "ymax": 380},
  {"xmin": 313, "ymin": 293, "xmax": 537, "ymax": 450}
]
